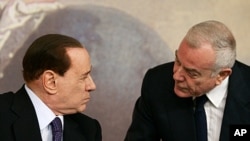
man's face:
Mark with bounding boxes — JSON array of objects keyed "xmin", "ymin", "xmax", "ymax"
[
  {"xmin": 52, "ymin": 47, "xmax": 96, "ymax": 114},
  {"xmin": 173, "ymin": 40, "xmax": 219, "ymax": 98}
]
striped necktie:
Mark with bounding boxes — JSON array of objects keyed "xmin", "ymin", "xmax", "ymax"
[{"xmin": 51, "ymin": 117, "xmax": 62, "ymax": 141}]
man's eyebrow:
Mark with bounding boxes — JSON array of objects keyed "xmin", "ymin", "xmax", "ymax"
[
  {"xmin": 175, "ymin": 50, "xmax": 201, "ymax": 75},
  {"xmin": 184, "ymin": 67, "xmax": 199, "ymax": 73},
  {"xmin": 82, "ymin": 66, "xmax": 92, "ymax": 76},
  {"xmin": 182, "ymin": 64, "xmax": 202, "ymax": 76}
]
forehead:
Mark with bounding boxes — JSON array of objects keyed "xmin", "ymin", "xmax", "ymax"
[
  {"xmin": 66, "ymin": 47, "xmax": 91, "ymax": 70},
  {"xmin": 177, "ymin": 40, "xmax": 216, "ymax": 70}
]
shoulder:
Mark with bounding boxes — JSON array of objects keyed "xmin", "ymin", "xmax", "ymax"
[
  {"xmin": 143, "ymin": 61, "xmax": 175, "ymax": 88},
  {"xmin": 141, "ymin": 62, "xmax": 175, "ymax": 102},
  {"xmin": 0, "ymin": 92, "xmax": 16, "ymax": 124},
  {"xmin": 231, "ymin": 61, "xmax": 250, "ymax": 82},
  {"xmin": 147, "ymin": 61, "xmax": 174, "ymax": 74},
  {"xmin": 233, "ymin": 61, "xmax": 250, "ymax": 73},
  {"xmin": 0, "ymin": 92, "xmax": 15, "ymax": 106},
  {"xmin": 65, "ymin": 113, "xmax": 101, "ymax": 129},
  {"xmin": 143, "ymin": 62, "xmax": 174, "ymax": 83},
  {"xmin": 65, "ymin": 113, "xmax": 102, "ymax": 140},
  {"xmin": 67, "ymin": 113, "xmax": 99, "ymax": 122},
  {"xmin": 0, "ymin": 91, "xmax": 15, "ymax": 98}
]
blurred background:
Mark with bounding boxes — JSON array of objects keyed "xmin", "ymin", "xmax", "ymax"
[{"xmin": 0, "ymin": 0, "xmax": 249, "ymax": 140}]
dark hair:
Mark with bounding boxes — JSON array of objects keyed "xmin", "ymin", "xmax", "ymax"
[{"xmin": 22, "ymin": 34, "xmax": 83, "ymax": 82}]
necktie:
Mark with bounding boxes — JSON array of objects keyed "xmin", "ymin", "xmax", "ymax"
[
  {"xmin": 51, "ymin": 117, "xmax": 63, "ymax": 141},
  {"xmin": 194, "ymin": 95, "xmax": 208, "ymax": 141}
]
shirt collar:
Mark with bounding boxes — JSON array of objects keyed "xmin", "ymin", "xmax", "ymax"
[
  {"xmin": 206, "ymin": 76, "xmax": 229, "ymax": 107},
  {"xmin": 25, "ymin": 85, "xmax": 63, "ymax": 130}
]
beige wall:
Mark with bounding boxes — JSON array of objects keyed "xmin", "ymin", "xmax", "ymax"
[{"xmin": 63, "ymin": 0, "xmax": 250, "ymax": 65}]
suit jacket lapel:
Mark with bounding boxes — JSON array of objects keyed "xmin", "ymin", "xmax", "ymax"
[
  {"xmin": 220, "ymin": 62, "xmax": 250, "ymax": 141},
  {"xmin": 63, "ymin": 116, "xmax": 87, "ymax": 141},
  {"xmin": 11, "ymin": 86, "xmax": 42, "ymax": 141}
]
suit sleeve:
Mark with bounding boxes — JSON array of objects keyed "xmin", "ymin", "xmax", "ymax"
[{"xmin": 125, "ymin": 69, "xmax": 159, "ymax": 141}]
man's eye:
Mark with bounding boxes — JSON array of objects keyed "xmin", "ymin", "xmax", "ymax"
[
  {"xmin": 81, "ymin": 76, "xmax": 88, "ymax": 80},
  {"xmin": 188, "ymin": 72, "xmax": 198, "ymax": 78}
]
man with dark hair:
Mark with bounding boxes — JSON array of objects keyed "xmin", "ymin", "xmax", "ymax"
[
  {"xmin": 0, "ymin": 34, "xmax": 102, "ymax": 141},
  {"xmin": 125, "ymin": 20, "xmax": 250, "ymax": 141}
]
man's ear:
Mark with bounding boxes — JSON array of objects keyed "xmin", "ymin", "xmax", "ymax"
[
  {"xmin": 215, "ymin": 68, "xmax": 232, "ymax": 85},
  {"xmin": 42, "ymin": 70, "xmax": 57, "ymax": 94}
]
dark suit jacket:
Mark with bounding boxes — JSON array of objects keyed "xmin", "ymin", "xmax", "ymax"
[
  {"xmin": 125, "ymin": 61, "xmax": 250, "ymax": 141},
  {"xmin": 0, "ymin": 86, "xmax": 102, "ymax": 141}
]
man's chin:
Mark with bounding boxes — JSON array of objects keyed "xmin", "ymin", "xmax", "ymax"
[
  {"xmin": 174, "ymin": 87, "xmax": 192, "ymax": 98},
  {"xmin": 77, "ymin": 104, "xmax": 87, "ymax": 113}
]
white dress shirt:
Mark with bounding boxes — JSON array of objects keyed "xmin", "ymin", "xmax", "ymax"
[
  {"xmin": 25, "ymin": 85, "xmax": 64, "ymax": 141},
  {"xmin": 204, "ymin": 77, "xmax": 229, "ymax": 141}
]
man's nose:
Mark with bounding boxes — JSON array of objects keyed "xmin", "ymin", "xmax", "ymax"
[{"xmin": 173, "ymin": 66, "xmax": 185, "ymax": 81}]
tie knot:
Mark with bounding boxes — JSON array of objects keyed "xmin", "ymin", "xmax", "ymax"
[
  {"xmin": 195, "ymin": 95, "xmax": 208, "ymax": 108},
  {"xmin": 51, "ymin": 117, "xmax": 62, "ymax": 132}
]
